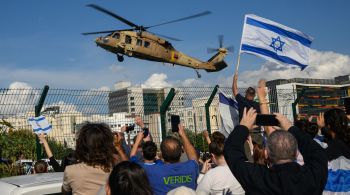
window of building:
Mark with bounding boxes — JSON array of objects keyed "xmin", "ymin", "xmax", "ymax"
[
  {"xmin": 131, "ymin": 108, "xmax": 135, "ymax": 112},
  {"xmin": 131, "ymin": 102, "xmax": 135, "ymax": 106},
  {"xmin": 130, "ymin": 97, "xmax": 134, "ymax": 100},
  {"xmin": 125, "ymin": 35, "xmax": 132, "ymax": 44},
  {"xmin": 113, "ymin": 33, "xmax": 120, "ymax": 39},
  {"xmin": 136, "ymin": 39, "xmax": 142, "ymax": 46},
  {"xmin": 144, "ymin": 41, "xmax": 150, "ymax": 48}
]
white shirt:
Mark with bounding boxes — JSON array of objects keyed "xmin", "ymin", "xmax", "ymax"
[{"xmin": 196, "ymin": 165, "xmax": 245, "ymax": 195}]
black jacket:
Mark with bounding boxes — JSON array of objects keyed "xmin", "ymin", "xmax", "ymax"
[{"xmin": 224, "ymin": 125, "xmax": 328, "ymax": 195}]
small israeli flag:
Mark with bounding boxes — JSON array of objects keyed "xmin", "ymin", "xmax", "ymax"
[
  {"xmin": 28, "ymin": 115, "xmax": 52, "ymax": 134},
  {"xmin": 218, "ymin": 92, "xmax": 239, "ymax": 138},
  {"xmin": 240, "ymin": 14, "xmax": 313, "ymax": 70}
]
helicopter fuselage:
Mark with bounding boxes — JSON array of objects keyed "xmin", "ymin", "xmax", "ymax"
[{"xmin": 95, "ymin": 31, "xmax": 218, "ymax": 70}]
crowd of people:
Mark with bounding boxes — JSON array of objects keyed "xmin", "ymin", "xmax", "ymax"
[{"xmin": 33, "ymin": 74, "xmax": 349, "ymax": 195}]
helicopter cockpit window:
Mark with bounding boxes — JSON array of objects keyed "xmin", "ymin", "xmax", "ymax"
[
  {"xmin": 136, "ymin": 39, "xmax": 142, "ymax": 46},
  {"xmin": 144, "ymin": 41, "xmax": 150, "ymax": 48},
  {"xmin": 125, "ymin": 35, "xmax": 132, "ymax": 44},
  {"xmin": 113, "ymin": 33, "xmax": 120, "ymax": 39}
]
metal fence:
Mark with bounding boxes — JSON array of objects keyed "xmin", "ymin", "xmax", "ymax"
[{"xmin": 1, "ymin": 85, "xmax": 348, "ymax": 160}]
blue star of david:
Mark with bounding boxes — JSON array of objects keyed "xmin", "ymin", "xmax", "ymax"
[{"xmin": 270, "ymin": 36, "xmax": 285, "ymax": 52}]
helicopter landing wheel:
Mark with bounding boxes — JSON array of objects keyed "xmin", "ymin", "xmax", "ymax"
[
  {"xmin": 117, "ymin": 54, "xmax": 124, "ymax": 62},
  {"xmin": 195, "ymin": 70, "xmax": 201, "ymax": 78}
]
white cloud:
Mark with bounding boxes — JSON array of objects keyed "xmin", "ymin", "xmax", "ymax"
[
  {"xmin": 43, "ymin": 101, "xmax": 79, "ymax": 114},
  {"xmin": 219, "ymin": 49, "xmax": 350, "ymax": 87},
  {"xmin": 0, "ymin": 82, "xmax": 40, "ymax": 115},
  {"xmin": 9, "ymin": 81, "xmax": 33, "ymax": 89},
  {"xmin": 109, "ymin": 64, "xmax": 124, "ymax": 73},
  {"xmin": 178, "ymin": 78, "xmax": 208, "ymax": 87},
  {"xmin": 142, "ymin": 73, "xmax": 172, "ymax": 89}
]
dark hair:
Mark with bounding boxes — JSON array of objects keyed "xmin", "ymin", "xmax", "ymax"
[
  {"xmin": 34, "ymin": 160, "xmax": 48, "ymax": 173},
  {"xmin": 75, "ymin": 123, "xmax": 114, "ymax": 172},
  {"xmin": 209, "ymin": 141, "xmax": 224, "ymax": 156},
  {"xmin": 142, "ymin": 141, "xmax": 157, "ymax": 161},
  {"xmin": 253, "ymin": 144, "xmax": 267, "ymax": 165},
  {"xmin": 160, "ymin": 136, "xmax": 182, "ymax": 163},
  {"xmin": 294, "ymin": 119, "xmax": 318, "ymax": 138},
  {"xmin": 211, "ymin": 131, "xmax": 225, "ymax": 143},
  {"xmin": 109, "ymin": 161, "xmax": 153, "ymax": 195},
  {"xmin": 267, "ymin": 130, "xmax": 298, "ymax": 164},
  {"xmin": 245, "ymin": 87, "xmax": 256, "ymax": 96},
  {"xmin": 61, "ymin": 151, "xmax": 77, "ymax": 170},
  {"xmin": 324, "ymin": 108, "xmax": 350, "ymax": 147}
]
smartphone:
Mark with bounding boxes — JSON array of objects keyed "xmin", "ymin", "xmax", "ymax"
[
  {"xmin": 256, "ymin": 114, "xmax": 279, "ymax": 126},
  {"xmin": 125, "ymin": 124, "xmax": 135, "ymax": 132},
  {"xmin": 143, "ymin": 128, "xmax": 149, "ymax": 138},
  {"xmin": 171, "ymin": 115, "xmax": 180, "ymax": 132}
]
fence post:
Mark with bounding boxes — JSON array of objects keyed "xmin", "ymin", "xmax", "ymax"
[
  {"xmin": 160, "ymin": 88, "xmax": 175, "ymax": 140},
  {"xmin": 205, "ymin": 85, "xmax": 219, "ymax": 135},
  {"xmin": 292, "ymin": 88, "xmax": 305, "ymax": 121},
  {"xmin": 35, "ymin": 85, "xmax": 49, "ymax": 160}
]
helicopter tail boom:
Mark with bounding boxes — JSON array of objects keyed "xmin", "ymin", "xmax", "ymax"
[{"xmin": 203, "ymin": 51, "xmax": 228, "ymax": 72}]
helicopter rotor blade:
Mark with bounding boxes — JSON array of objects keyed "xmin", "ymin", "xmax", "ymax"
[
  {"xmin": 151, "ymin": 32, "xmax": 183, "ymax": 41},
  {"xmin": 82, "ymin": 29, "xmax": 135, "ymax": 35},
  {"xmin": 87, "ymin": 4, "xmax": 139, "ymax": 28},
  {"xmin": 218, "ymin": 35, "xmax": 224, "ymax": 48},
  {"xmin": 82, "ymin": 30, "xmax": 117, "ymax": 35},
  {"xmin": 146, "ymin": 11, "xmax": 211, "ymax": 29},
  {"xmin": 207, "ymin": 48, "xmax": 218, "ymax": 54}
]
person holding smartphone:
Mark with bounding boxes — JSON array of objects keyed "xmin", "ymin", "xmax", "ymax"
[{"xmin": 197, "ymin": 135, "xmax": 244, "ymax": 195}]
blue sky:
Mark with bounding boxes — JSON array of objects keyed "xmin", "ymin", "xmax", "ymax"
[{"xmin": 1, "ymin": 0, "xmax": 350, "ymax": 89}]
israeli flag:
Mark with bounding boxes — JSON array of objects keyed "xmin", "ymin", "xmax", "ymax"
[
  {"xmin": 240, "ymin": 14, "xmax": 313, "ymax": 70},
  {"xmin": 28, "ymin": 115, "xmax": 52, "ymax": 134},
  {"xmin": 323, "ymin": 156, "xmax": 350, "ymax": 194},
  {"xmin": 218, "ymin": 92, "xmax": 239, "ymax": 138}
]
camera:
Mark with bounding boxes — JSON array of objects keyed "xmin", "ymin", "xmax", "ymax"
[
  {"xmin": 202, "ymin": 152, "xmax": 212, "ymax": 162},
  {"xmin": 125, "ymin": 124, "xmax": 135, "ymax": 133}
]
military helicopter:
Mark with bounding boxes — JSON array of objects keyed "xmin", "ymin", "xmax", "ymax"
[{"xmin": 83, "ymin": 4, "xmax": 233, "ymax": 78}]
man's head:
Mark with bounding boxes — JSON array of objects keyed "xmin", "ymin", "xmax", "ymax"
[
  {"xmin": 266, "ymin": 130, "xmax": 298, "ymax": 164},
  {"xmin": 34, "ymin": 160, "xmax": 48, "ymax": 174},
  {"xmin": 160, "ymin": 136, "xmax": 182, "ymax": 163},
  {"xmin": 245, "ymin": 87, "xmax": 256, "ymax": 101},
  {"xmin": 142, "ymin": 141, "xmax": 157, "ymax": 161}
]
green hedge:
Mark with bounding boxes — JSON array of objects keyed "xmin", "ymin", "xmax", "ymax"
[{"xmin": 0, "ymin": 129, "xmax": 72, "ymax": 178}]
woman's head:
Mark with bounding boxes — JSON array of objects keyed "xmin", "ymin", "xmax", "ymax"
[
  {"xmin": 209, "ymin": 132, "xmax": 225, "ymax": 165},
  {"xmin": 107, "ymin": 161, "xmax": 153, "ymax": 195},
  {"xmin": 211, "ymin": 131, "xmax": 225, "ymax": 143},
  {"xmin": 324, "ymin": 108, "xmax": 350, "ymax": 146},
  {"xmin": 75, "ymin": 123, "xmax": 114, "ymax": 172}
]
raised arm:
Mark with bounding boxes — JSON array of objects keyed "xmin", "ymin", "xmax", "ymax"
[
  {"xmin": 257, "ymin": 79, "xmax": 275, "ymax": 136},
  {"xmin": 38, "ymin": 133, "xmax": 53, "ymax": 158},
  {"xmin": 232, "ymin": 73, "xmax": 239, "ymax": 96},
  {"xmin": 202, "ymin": 130, "xmax": 211, "ymax": 145},
  {"xmin": 178, "ymin": 124, "xmax": 198, "ymax": 162},
  {"xmin": 38, "ymin": 133, "xmax": 62, "ymax": 172},
  {"xmin": 130, "ymin": 132, "xmax": 144, "ymax": 158},
  {"xmin": 114, "ymin": 133, "xmax": 128, "ymax": 162},
  {"xmin": 224, "ymin": 108, "xmax": 261, "ymax": 189}
]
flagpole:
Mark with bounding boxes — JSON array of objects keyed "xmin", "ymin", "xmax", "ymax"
[
  {"xmin": 234, "ymin": 14, "xmax": 247, "ymax": 75},
  {"xmin": 234, "ymin": 52, "xmax": 241, "ymax": 75}
]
